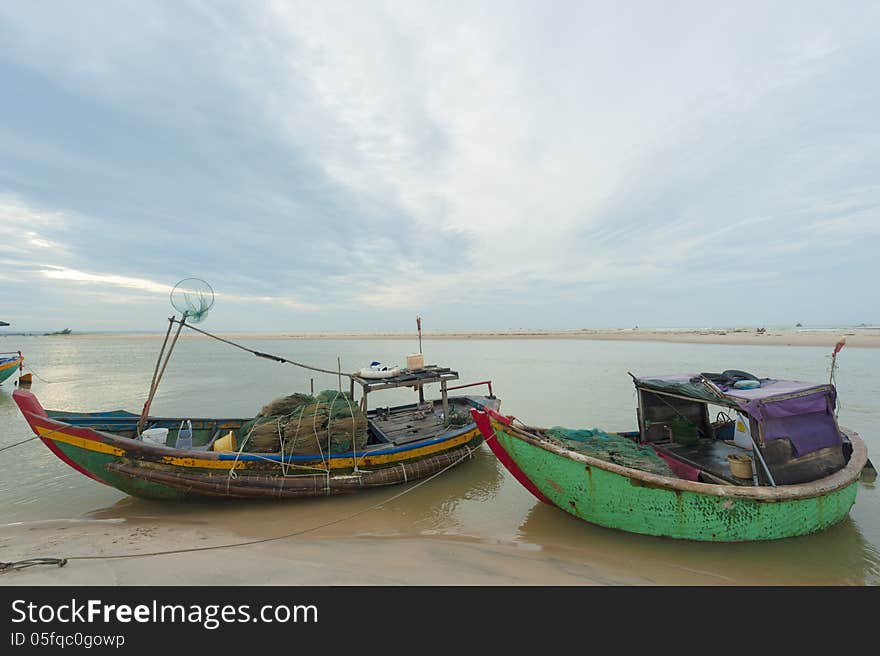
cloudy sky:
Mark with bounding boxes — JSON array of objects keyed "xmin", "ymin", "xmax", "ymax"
[{"xmin": 1, "ymin": 2, "xmax": 878, "ymax": 332}]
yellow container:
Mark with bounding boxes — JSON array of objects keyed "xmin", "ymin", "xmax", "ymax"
[
  {"xmin": 727, "ymin": 453, "xmax": 753, "ymax": 479},
  {"xmin": 213, "ymin": 430, "xmax": 237, "ymax": 452}
]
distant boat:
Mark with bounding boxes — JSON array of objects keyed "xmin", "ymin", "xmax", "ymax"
[
  {"xmin": 13, "ymin": 366, "xmax": 499, "ymax": 500},
  {"xmin": 472, "ymin": 370, "xmax": 868, "ymax": 542},
  {"xmin": 43, "ymin": 328, "xmax": 72, "ymax": 336},
  {"xmin": 0, "ymin": 352, "xmax": 23, "ymax": 385}
]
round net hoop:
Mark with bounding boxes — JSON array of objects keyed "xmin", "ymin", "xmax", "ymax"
[{"xmin": 170, "ymin": 278, "xmax": 215, "ymax": 323}]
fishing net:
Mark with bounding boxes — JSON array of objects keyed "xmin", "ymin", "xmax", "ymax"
[
  {"xmin": 170, "ymin": 278, "xmax": 215, "ymax": 323},
  {"xmin": 242, "ymin": 390, "xmax": 367, "ymax": 455},
  {"xmin": 545, "ymin": 427, "xmax": 673, "ymax": 477},
  {"xmin": 259, "ymin": 393, "xmax": 314, "ymax": 417},
  {"xmin": 446, "ymin": 408, "xmax": 471, "ymax": 426}
]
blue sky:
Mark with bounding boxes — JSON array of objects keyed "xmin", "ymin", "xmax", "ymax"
[{"xmin": 0, "ymin": 2, "xmax": 878, "ymax": 332}]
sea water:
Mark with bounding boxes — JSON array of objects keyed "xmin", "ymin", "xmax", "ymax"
[{"xmin": 0, "ymin": 334, "xmax": 877, "ymax": 584}]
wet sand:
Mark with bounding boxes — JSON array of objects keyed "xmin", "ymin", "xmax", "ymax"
[
  {"xmin": 45, "ymin": 328, "xmax": 880, "ymax": 348},
  {"xmin": 0, "ymin": 519, "xmax": 653, "ymax": 586}
]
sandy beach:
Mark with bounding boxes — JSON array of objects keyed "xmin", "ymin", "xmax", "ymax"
[
  {"xmin": 36, "ymin": 327, "xmax": 880, "ymax": 348},
  {"xmin": 0, "ymin": 519, "xmax": 656, "ymax": 586}
]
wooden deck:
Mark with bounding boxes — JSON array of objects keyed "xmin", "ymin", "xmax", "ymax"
[
  {"xmin": 656, "ymin": 439, "xmax": 754, "ymax": 485},
  {"xmin": 368, "ymin": 398, "xmax": 473, "ymax": 445}
]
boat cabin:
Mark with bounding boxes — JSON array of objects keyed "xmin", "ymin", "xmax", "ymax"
[{"xmin": 633, "ymin": 371, "xmax": 848, "ymax": 486}]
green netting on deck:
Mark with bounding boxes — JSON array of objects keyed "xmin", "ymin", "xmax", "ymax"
[
  {"xmin": 545, "ymin": 427, "xmax": 674, "ymax": 477},
  {"xmin": 315, "ymin": 389, "xmax": 359, "ymax": 419},
  {"xmin": 241, "ymin": 389, "xmax": 366, "ymax": 454}
]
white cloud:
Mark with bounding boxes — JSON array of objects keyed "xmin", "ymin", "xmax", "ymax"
[
  {"xmin": 1, "ymin": 2, "xmax": 878, "ymax": 326},
  {"xmin": 198, "ymin": 2, "xmax": 879, "ymax": 303}
]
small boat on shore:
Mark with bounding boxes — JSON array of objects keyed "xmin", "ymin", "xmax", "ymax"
[
  {"xmin": 12, "ymin": 283, "xmax": 500, "ymax": 501},
  {"xmin": 0, "ymin": 351, "xmax": 24, "ymax": 385},
  {"xmin": 472, "ymin": 370, "xmax": 869, "ymax": 542},
  {"xmin": 14, "ymin": 367, "xmax": 498, "ymax": 501}
]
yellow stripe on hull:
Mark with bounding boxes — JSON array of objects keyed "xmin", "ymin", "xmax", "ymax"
[
  {"xmin": 39, "ymin": 423, "xmax": 480, "ymax": 471},
  {"xmin": 36, "ymin": 425, "xmax": 126, "ymax": 457},
  {"xmin": 159, "ymin": 455, "xmax": 247, "ymax": 469}
]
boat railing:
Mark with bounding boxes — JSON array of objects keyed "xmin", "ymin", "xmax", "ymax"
[{"xmin": 447, "ymin": 380, "xmax": 494, "ymax": 398}]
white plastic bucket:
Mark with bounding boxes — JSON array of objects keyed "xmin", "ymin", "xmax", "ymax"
[
  {"xmin": 406, "ymin": 353, "xmax": 424, "ymax": 370},
  {"xmin": 141, "ymin": 427, "xmax": 169, "ymax": 446}
]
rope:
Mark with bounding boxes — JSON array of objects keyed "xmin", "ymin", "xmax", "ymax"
[
  {"xmin": 0, "ymin": 442, "xmax": 482, "ymax": 574},
  {"xmin": 0, "ymin": 436, "xmax": 39, "ymax": 453},
  {"xmin": 0, "ymin": 558, "xmax": 68, "ymax": 572},
  {"xmin": 21, "ymin": 366, "xmax": 72, "ymax": 384},
  {"xmin": 176, "ymin": 320, "xmax": 356, "ymax": 378}
]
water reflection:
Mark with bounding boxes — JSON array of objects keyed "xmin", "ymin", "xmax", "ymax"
[
  {"xmin": 516, "ymin": 500, "xmax": 880, "ymax": 585},
  {"xmin": 85, "ymin": 445, "xmax": 505, "ymax": 539}
]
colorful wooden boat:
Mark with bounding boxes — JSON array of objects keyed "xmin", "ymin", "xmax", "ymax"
[
  {"xmin": 0, "ymin": 351, "xmax": 24, "ymax": 385},
  {"xmin": 13, "ymin": 368, "xmax": 498, "ymax": 501},
  {"xmin": 472, "ymin": 371, "xmax": 868, "ymax": 542}
]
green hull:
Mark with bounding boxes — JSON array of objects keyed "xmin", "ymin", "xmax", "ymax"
[
  {"xmin": 55, "ymin": 441, "xmax": 195, "ymax": 500},
  {"xmin": 495, "ymin": 427, "xmax": 860, "ymax": 542}
]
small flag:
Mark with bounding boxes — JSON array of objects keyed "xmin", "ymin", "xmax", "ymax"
[
  {"xmin": 833, "ymin": 337, "xmax": 846, "ymax": 356},
  {"xmin": 416, "ymin": 315, "xmax": 421, "ymax": 331}
]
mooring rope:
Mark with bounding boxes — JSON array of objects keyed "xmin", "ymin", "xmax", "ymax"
[
  {"xmin": 0, "ymin": 442, "xmax": 482, "ymax": 574},
  {"xmin": 0, "ymin": 436, "xmax": 39, "ymax": 453},
  {"xmin": 20, "ymin": 366, "xmax": 74, "ymax": 384}
]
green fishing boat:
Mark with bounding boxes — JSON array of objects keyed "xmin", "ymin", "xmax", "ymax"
[{"xmin": 472, "ymin": 369, "xmax": 870, "ymax": 542}]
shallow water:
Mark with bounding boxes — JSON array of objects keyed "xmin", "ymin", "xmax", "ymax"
[{"xmin": 1, "ymin": 334, "xmax": 878, "ymax": 584}]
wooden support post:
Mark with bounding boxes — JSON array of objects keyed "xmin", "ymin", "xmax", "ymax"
[
  {"xmin": 138, "ymin": 314, "xmax": 186, "ymax": 434},
  {"xmin": 349, "ymin": 376, "xmax": 355, "ymax": 400},
  {"xmin": 310, "ymin": 378, "xmax": 314, "ymax": 395},
  {"xmin": 441, "ymin": 378, "xmax": 449, "ymax": 425},
  {"xmin": 418, "ymin": 384, "xmax": 425, "ymax": 404}
]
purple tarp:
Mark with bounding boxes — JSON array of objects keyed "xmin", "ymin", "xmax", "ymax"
[{"xmin": 743, "ymin": 391, "xmax": 839, "ymax": 456}]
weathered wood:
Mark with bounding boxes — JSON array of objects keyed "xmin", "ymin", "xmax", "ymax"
[
  {"xmin": 105, "ymin": 444, "xmax": 478, "ymax": 498},
  {"xmin": 137, "ymin": 312, "xmax": 186, "ymax": 434}
]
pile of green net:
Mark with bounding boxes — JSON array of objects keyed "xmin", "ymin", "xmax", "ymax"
[
  {"xmin": 545, "ymin": 427, "xmax": 673, "ymax": 477},
  {"xmin": 241, "ymin": 390, "xmax": 368, "ymax": 455}
]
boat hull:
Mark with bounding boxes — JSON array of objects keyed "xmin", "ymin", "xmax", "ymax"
[
  {"xmin": 473, "ymin": 409, "xmax": 866, "ymax": 542},
  {"xmin": 0, "ymin": 355, "xmax": 22, "ymax": 384},
  {"xmin": 14, "ymin": 390, "xmax": 486, "ymax": 501}
]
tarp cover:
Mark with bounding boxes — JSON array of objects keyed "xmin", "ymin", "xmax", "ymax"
[
  {"xmin": 634, "ymin": 373, "xmax": 841, "ymax": 456},
  {"xmin": 634, "ymin": 373, "xmax": 723, "ymax": 404}
]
